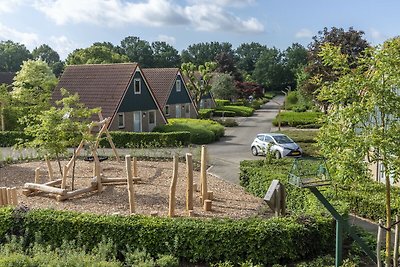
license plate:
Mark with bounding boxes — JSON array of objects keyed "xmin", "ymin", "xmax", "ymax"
[{"xmin": 291, "ymin": 151, "xmax": 300, "ymax": 155}]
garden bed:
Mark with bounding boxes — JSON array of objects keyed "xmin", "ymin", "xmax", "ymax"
[{"xmin": 0, "ymin": 159, "xmax": 268, "ymax": 219}]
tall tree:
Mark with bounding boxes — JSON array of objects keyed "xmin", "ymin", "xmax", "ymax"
[
  {"xmin": 282, "ymin": 43, "xmax": 308, "ymax": 90},
  {"xmin": 214, "ymin": 52, "xmax": 242, "ymax": 81},
  {"xmin": 151, "ymin": 41, "xmax": 181, "ymax": 68},
  {"xmin": 317, "ymin": 39, "xmax": 400, "ymax": 265},
  {"xmin": 32, "ymin": 44, "xmax": 64, "ymax": 77},
  {"xmin": 235, "ymin": 42, "xmax": 268, "ymax": 76},
  {"xmin": 11, "ymin": 60, "xmax": 58, "ymax": 129},
  {"xmin": 0, "ymin": 40, "xmax": 32, "ymax": 72},
  {"xmin": 211, "ymin": 73, "xmax": 237, "ymax": 100},
  {"xmin": 301, "ymin": 27, "xmax": 369, "ymax": 110},
  {"xmin": 66, "ymin": 44, "xmax": 129, "ymax": 65},
  {"xmin": 181, "ymin": 42, "xmax": 233, "ymax": 66},
  {"xmin": 120, "ymin": 36, "xmax": 154, "ymax": 67},
  {"xmin": 181, "ymin": 62, "xmax": 217, "ymax": 110}
]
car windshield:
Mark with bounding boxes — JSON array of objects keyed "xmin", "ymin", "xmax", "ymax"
[{"xmin": 273, "ymin": 135, "xmax": 294, "ymax": 144}]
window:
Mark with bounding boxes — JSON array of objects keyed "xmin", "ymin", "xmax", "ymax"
[
  {"xmin": 118, "ymin": 113, "xmax": 125, "ymax": 128},
  {"xmin": 134, "ymin": 78, "xmax": 141, "ymax": 94},
  {"xmin": 165, "ymin": 105, "xmax": 170, "ymax": 116},
  {"xmin": 176, "ymin": 80, "xmax": 181, "ymax": 92},
  {"xmin": 149, "ymin": 111, "xmax": 155, "ymax": 124},
  {"xmin": 185, "ymin": 104, "xmax": 190, "ymax": 114}
]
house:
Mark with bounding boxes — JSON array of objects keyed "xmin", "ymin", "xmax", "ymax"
[
  {"xmin": 53, "ymin": 63, "xmax": 167, "ymax": 132},
  {"xmin": 182, "ymin": 72, "xmax": 217, "ymax": 110},
  {"xmin": 142, "ymin": 68, "xmax": 197, "ymax": 118},
  {"xmin": 0, "ymin": 72, "xmax": 15, "ymax": 89}
]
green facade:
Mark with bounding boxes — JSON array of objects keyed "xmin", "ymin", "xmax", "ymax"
[{"xmin": 166, "ymin": 75, "xmax": 191, "ymax": 105}]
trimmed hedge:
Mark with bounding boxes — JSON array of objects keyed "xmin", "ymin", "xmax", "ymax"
[
  {"xmin": 217, "ymin": 105, "xmax": 254, "ymax": 117},
  {"xmin": 99, "ymin": 131, "xmax": 191, "ymax": 148},
  {"xmin": 0, "ymin": 208, "xmax": 335, "ymax": 265},
  {"xmin": 212, "ymin": 110, "xmax": 235, "ymax": 117},
  {"xmin": 0, "ymin": 131, "xmax": 33, "ymax": 147},
  {"xmin": 198, "ymin": 109, "xmax": 214, "ymax": 119},
  {"xmin": 273, "ymin": 111, "xmax": 324, "ymax": 128},
  {"xmin": 215, "ymin": 99, "xmax": 230, "ymax": 107}
]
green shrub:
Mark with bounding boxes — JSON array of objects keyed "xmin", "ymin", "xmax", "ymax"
[
  {"xmin": 0, "ymin": 131, "xmax": 33, "ymax": 147},
  {"xmin": 0, "ymin": 207, "xmax": 14, "ymax": 240},
  {"xmin": 215, "ymin": 99, "xmax": 230, "ymax": 107},
  {"xmin": 273, "ymin": 111, "xmax": 324, "ymax": 128},
  {"xmin": 217, "ymin": 106, "xmax": 254, "ymax": 117},
  {"xmin": 99, "ymin": 131, "xmax": 190, "ymax": 148},
  {"xmin": 198, "ymin": 109, "xmax": 214, "ymax": 119},
  {"xmin": 212, "ymin": 110, "xmax": 235, "ymax": 117},
  {"xmin": 264, "ymin": 92, "xmax": 275, "ymax": 100},
  {"xmin": 155, "ymin": 254, "xmax": 179, "ymax": 267},
  {"xmin": 0, "ymin": 209, "xmax": 335, "ymax": 265}
]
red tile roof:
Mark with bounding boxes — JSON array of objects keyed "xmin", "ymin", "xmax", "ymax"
[
  {"xmin": 141, "ymin": 68, "xmax": 179, "ymax": 107},
  {"xmin": 53, "ymin": 63, "xmax": 138, "ymax": 119}
]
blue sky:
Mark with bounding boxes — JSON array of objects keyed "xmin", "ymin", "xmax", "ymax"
[{"xmin": 0, "ymin": 0, "xmax": 398, "ymax": 59}]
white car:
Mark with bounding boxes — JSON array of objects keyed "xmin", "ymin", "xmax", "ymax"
[{"xmin": 250, "ymin": 133, "xmax": 302, "ymax": 158}]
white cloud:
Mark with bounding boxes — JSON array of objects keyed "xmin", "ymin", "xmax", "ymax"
[
  {"xmin": 0, "ymin": 23, "xmax": 39, "ymax": 49},
  {"xmin": 295, "ymin": 28, "xmax": 313, "ymax": 39},
  {"xmin": 369, "ymin": 28, "xmax": 387, "ymax": 42},
  {"xmin": 157, "ymin": 34, "xmax": 176, "ymax": 45},
  {"xmin": 33, "ymin": 0, "xmax": 264, "ymax": 33},
  {"xmin": 49, "ymin": 35, "xmax": 79, "ymax": 60},
  {"xmin": 0, "ymin": 0, "xmax": 24, "ymax": 13},
  {"xmin": 187, "ymin": 0, "xmax": 255, "ymax": 7}
]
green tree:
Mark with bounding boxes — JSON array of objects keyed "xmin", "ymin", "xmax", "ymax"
[
  {"xmin": 32, "ymin": 44, "xmax": 64, "ymax": 77},
  {"xmin": 181, "ymin": 42, "xmax": 233, "ymax": 66},
  {"xmin": 214, "ymin": 52, "xmax": 242, "ymax": 81},
  {"xmin": 181, "ymin": 62, "xmax": 217, "ymax": 110},
  {"xmin": 0, "ymin": 40, "xmax": 32, "ymax": 72},
  {"xmin": 66, "ymin": 45, "xmax": 129, "ymax": 65},
  {"xmin": 317, "ymin": 39, "xmax": 400, "ymax": 265},
  {"xmin": 0, "ymin": 84, "xmax": 12, "ymax": 131},
  {"xmin": 120, "ymin": 36, "xmax": 154, "ymax": 67},
  {"xmin": 284, "ymin": 43, "xmax": 308, "ymax": 90},
  {"xmin": 211, "ymin": 73, "xmax": 237, "ymax": 100},
  {"xmin": 11, "ymin": 60, "xmax": 58, "ymax": 129},
  {"xmin": 301, "ymin": 27, "xmax": 369, "ymax": 111},
  {"xmin": 151, "ymin": 41, "xmax": 181, "ymax": 68},
  {"xmin": 235, "ymin": 42, "xmax": 268, "ymax": 75}
]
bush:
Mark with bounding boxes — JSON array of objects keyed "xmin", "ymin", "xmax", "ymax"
[
  {"xmin": 0, "ymin": 131, "xmax": 33, "ymax": 147},
  {"xmin": 198, "ymin": 109, "xmax": 214, "ymax": 119},
  {"xmin": 214, "ymin": 99, "xmax": 230, "ymax": 107},
  {"xmin": 0, "ymin": 209, "xmax": 336, "ymax": 265},
  {"xmin": 99, "ymin": 131, "xmax": 191, "ymax": 148},
  {"xmin": 153, "ymin": 118, "xmax": 224, "ymax": 144},
  {"xmin": 217, "ymin": 106, "xmax": 254, "ymax": 117},
  {"xmin": 273, "ymin": 111, "xmax": 323, "ymax": 128},
  {"xmin": 212, "ymin": 110, "xmax": 235, "ymax": 117}
]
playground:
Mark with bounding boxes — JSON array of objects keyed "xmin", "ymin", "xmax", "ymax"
[{"xmin": 0, "ymin": 158, "xmax": 266, "ymax": 218}]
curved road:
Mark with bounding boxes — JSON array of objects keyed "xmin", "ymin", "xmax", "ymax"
[{"xmin": 207, "ymin": 95, "xmax": 284, "ymax": 184}]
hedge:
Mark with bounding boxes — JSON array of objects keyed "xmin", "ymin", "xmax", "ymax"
[
  {"xmin": 0, "ymin": 208, "xmax": 335, "ymax": 265},
  {"xmin": 99, "ymin": 131, "xmax": 191, "ymax": 148},
  {"xmin": 198, "ymin": 109, "xmax": 214, "ymax": 119},
  {"xmin": 217, "ymin": 105, "xmax": 254, "ymax": 117},
  {"xmin": 273, "ymin": 111, "xmax": 324, "ymax": 128},
  {"xmin": 0, "ymin": 131, "xmax": 33, "ymax": 147}
]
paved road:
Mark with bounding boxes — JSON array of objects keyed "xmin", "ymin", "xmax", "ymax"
[{"xmin": 207, "ymin": 95, "xmax": 284, "ymax": 184}]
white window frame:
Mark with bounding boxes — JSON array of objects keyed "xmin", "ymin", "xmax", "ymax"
[
  {"xmin": 134, "ymin": 78, "xmax": 141, "ymax": 94},
  {"xmin": 176, "ymin": 80, "xmax": 181, "ymax": 92},
  {"xmin": 118, "ymin": 113, "xmax": 125, "ymax": 129},
  {"xmin": 165, "ymin": 105, "xmax": 170, "ymax": 116}
]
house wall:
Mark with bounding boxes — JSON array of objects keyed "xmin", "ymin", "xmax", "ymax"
[{"xmin": 165, "ymin": 75, "xmax": 197, "ymax": 118}]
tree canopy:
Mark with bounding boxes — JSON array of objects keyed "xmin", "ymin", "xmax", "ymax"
[
  {"xmin": 211, "ymin": 73, "xmax": 237, "ymax": 100},
  {"xmin": 151, "ymin": 41, "xmax": 181, "ymax": 68},
  {"xmin": 181, "ymin": 42, "xmax": 233, "ymax": 66},
  {"xmin": 0, "ymin": 40, "xmax": 32, "ymax": 72},
  {"xmin": 32, "ymin": 44, "xmax": 64, "ymax": 76},
  {"xmin": 66, "ymin": 44, "xmax": 130, "ymax": 65},
  {"xmin": 235, "ymin": 42, "xmax": 267, "ymax": 76},
  {"xmin": 120, "ymin": 36, "xmax": 154, "ymax": 67}
]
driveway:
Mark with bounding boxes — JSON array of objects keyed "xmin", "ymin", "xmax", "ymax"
[{"xmin": 207, "ymin": 95, "xmax": 284, "ymax": 184}]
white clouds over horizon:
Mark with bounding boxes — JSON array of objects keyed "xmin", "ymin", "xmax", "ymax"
[
  {"xmin": 157, "ymin": 34, "xmax": 176, "ymax": 45},
  {"xmin": 32, "ymin": 0, "xmax": 264, "ymax": 33},
  {"xmin": 0, "ymin": 0, "xmax": 24, "ymax": 13},
  {"xmin": 295, "ymin": 28, "xmax": 314, "ymax": 39},
  {"xmin": 49, "ymin": 35, "xmax": 79, "ymax": 59},
  {"xmin": 0, "ymin": 23, "xmax": 39, "ymax": 49}
]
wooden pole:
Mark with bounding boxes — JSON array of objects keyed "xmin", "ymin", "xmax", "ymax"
[
  {"xmin": 186, "ymin": 153, "xmax": 193, "ymax": 211},
  {"xmin": 6, "ymin": 188, "xmax": 12, "ymax": 205},
  {"xmin": 97, "ymin": 113, "xmax": 120, "ymax": 163},
  {"xmin": 93, "ymin": 149, "xmax": 102, "ymax": 193},
  {"xmin": 34, "ymin": 167, "xmax": 41, "ymax": 184},
  {"xmin": 168, "ymin": 154, "xmax": 179, "ymax": 217},
  {"xmin": 394, "ymin": 215, "xmax": 399, "ymax": 267},
  {"xmin": 61, "ymin": 165, "xmax": 67, "ymax": 189},
  {"xmin": 1, "ymin": 187, "xmax": 7, "ymax": 205},
  {"xmin": 132, "ymin": 157, "xmax": 138, "ymax": 178},
  {"xmin": 45, "ymin": 156, "xmax": 54, "ymax": 181},
  {"xmin": 126, "ymin": 155, "xmax": 135, "ymax": 214},
  {"xmin": 0, "ymin": 188, "xmax": 3, "ymax": 206},
  {"xmin": 10, "ymin": 187, "xmax": 18, "ymax": 206},
  {"xmin": 200, "ymin": 145, "xmax": 208, "ymax": 204},
  {"xmin": 377, "ymin": 219, "xmax": 383, "ymax": 267},
  {"xmin": 0, "ymin": 102, "xmax": 4, "ymax": 131}
]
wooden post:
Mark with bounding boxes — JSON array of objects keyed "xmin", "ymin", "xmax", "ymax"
[
  {"xmin": 394, "ymin": 215, "xmax": 399, "ymax": 267},
  {"xmin": 377, "ymin": 219, "xmax": 383, "ymax": 267},
  {"xmin": 200, "ymin": 145, "xmax": 208, "ymax": 204},
  {"xmin": 126, "ymin": 155, "xmax": 135, "ymax": 214},
  {"xmin": 34, "ymin": 167, "xmax": 41, "ymax": 184},
  {"xmin": 1, "ymin": 187, "xmax": 7, "ymax": 205},
  {"xmin": 45, "ymin": 156, "xmax": 54, "ymax": 181},
  {"xmin": 93, "ymin": 150, "xmax": 102, "ymax": 193},
  {"xmin": 132, "ymin": 157, "xmax": 138, "ymax": 178},
  {"xmin": 97, "ymin": 113, "xmax": 120, "ymax": 163},
  {"xmin": 186, "ymin": 153, "xmax": 194, "ymax": 211},
  {"xmin": 0, "ymin": 188, "xmax": 3, "ymax": 206},
  {"xmin": 204, "ymin": 200, "xmax": 212, "ymax": 211},
  {"xmin": 207, "ymin": 191, "xmax": 213, "ymax": 201},
  {"xmin": 6, "ymin": 188, "xmax": 12, "ymax": 205},
  {"xmin": 168, "ymin": 154, "xmax": 179, "ymax": 217},
  {"xmin": 61, "ymin": 165, "xmax": 67, "ymax": 189},
  {"xmin": 11, "ymin": 188, "xmax": 18, "ymax": 206}
]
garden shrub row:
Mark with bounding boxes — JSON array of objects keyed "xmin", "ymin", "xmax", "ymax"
[
  {"xmin": 0, "ymin": 208, "xmax": 335, "ymax": 265},
  {"xmin": 273, "ymin": 111, "xmax": 324, "ymax": 128},
  {"xmin": 0, "ymin": 131, "xmax": 33, "ymax": 147},
  {"xmin": 153, "ymin": 118, "xmax": 224, "ymax": 145},
  {"xmin": 99, "ymin": 131, "xmax": 190, "ymax": 148},
  {"xmin": 217, "ymin": 105, "xmax": 254, "ymax": 117},
  {"xmin": 198, "ymin": 109, "xmax": 213, "ymax": 119}
]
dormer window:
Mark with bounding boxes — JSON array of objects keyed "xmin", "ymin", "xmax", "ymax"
[
  {"xmin": 176, "ymin": 80, "xmax": 181, "ymax": 92},
  {"xmin": 134, "ymin": 78, "xmax": 141, "ymax": 94}
]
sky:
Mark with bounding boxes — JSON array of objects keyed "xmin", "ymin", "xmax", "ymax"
[{"xmin": 0, "ymin": 0, "xmax": 399, "ymax": 60}]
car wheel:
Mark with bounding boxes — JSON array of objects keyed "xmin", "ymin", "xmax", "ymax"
[
  {"xmin": 251, "ymin": 146, "xmax": 258, "ymax": 156},
  {"xmin": 274, "ymin": 151, "xmax": 281, "ymax": 159}
]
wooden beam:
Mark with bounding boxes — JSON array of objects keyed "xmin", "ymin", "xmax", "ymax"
[
  {"xmin": 56, "ymin": 185, "xmax": 97, "ymax": 201},
  {"xmin": 200, "ymin": 145, "xmax": 208, "ymax": 204},
  {"xmin": 45, "ymin": 156, "xmax": 54, "ymax": 181},
  {"xmin": 126, "ymin": 155, "xmax": 135, "ymax": 214},
  {"xmin": 186, "ymin": 153, "xmax": 193, "ymax": 211},
  {"xmin": 24, "ymin": 183, "xmax": 68, "ymax": 195},
  {"xmin": 168, "ymin": 154, "xmax": 179, "ymax": 217}
]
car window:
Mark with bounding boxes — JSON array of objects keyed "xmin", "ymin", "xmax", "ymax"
[
  {"xmin": 274, "ymin": 135, "xmax": 294, "ymax": 144},
  {"xmin": 264, "ymin": 136, "xmax": 273, "ymax": 143},
  {"xmin": 257, "ymin": 135, "xmax": 264, "ymax": 141}
]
